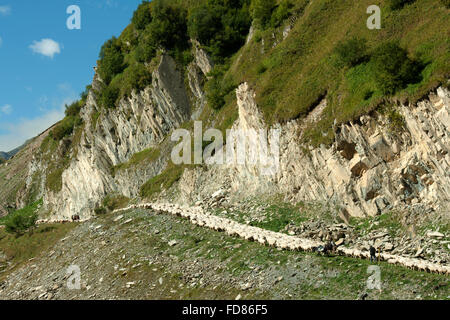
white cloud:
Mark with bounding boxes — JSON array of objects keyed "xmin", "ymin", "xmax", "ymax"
[
  {"xmin": 1, "ymin": 104, "xmax": 12, "ymax": 115},
  {"xmin": 92, "ymin": 0, "xmax": 118, "ymax": 9},
  {"xmin": 0, "ymin": 83, "xmax": 78, "ymax": 151},
  {"xmin": 0, "ymin": 108, "xmax": 65, "ymax": 151},
  {"xmin": 105, "ymin": 0, "xmax": 119, "ymax": 7},
  {"xmin": 29, "ymin": 38, "xmax": 61, "ymax": 58},
  {"xmin": 0, "ymin": 5, "xmax": 11, "ymax": 16},
  {"xmin": 57, "ymin": 83, "xmax": 72, "ymax": 91}
]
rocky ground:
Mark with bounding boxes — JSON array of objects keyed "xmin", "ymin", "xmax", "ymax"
[{"xmin": 0, "ymin": 204, "xmax": 449, "ymax": 300}]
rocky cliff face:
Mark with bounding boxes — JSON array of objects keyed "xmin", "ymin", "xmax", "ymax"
[
  {"xmin": 9, "ymin": 43, "xmax": 449, "ymax": 221},
  {"xmin": 178, "ymin": 84, "xmax": 450, "ymax": 218},
  {"xmin": 278, "ymin": 87, "xmax": 450, "ymax": 217},
  {"xmin": 0, "ymin": 128, "xmax": 53, "ymax": 216},
  {"xmin": 21, "ymin": 52, "xmax": 210, "ymax": 220}
]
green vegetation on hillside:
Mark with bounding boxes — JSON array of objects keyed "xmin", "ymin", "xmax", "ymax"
[
  {"xmin": 140, "ymin": 161, "xmax": 188, "ymax": 199},
  {"xmin": 249, "ymin": 0, "xmax": 293, "ymax": 30},
  {"xmin": 98, "ymin": 37, "xmax": 126, "ymax": 85},
  {"xmin": 15, "ymin": 0, "xmax": 450, "ymax": 207},
  {"xmin": 36, "ymin": 87, "xmax": 91, "ymax": 194},
  {"xmin": 113, "ymin": 147, "xmax": 161, "ymax": 176},
  {"xmin": 388, "ymin": 0, "xmax": 416, "ymax": 10},
  {"xmin": 334, "ymin": 37, "xmax": 369, "ymax": 68},
  {"xmin": 49, "ymin": 86, "xmax": 90, "ymax": 141},
  {"xmin": 0, "ymin": 221, "xmax": 76, "ymax": 280},
  {"xmin": 371, "ymin": 41, "xmax": 422, "ymax": 94},
  {"xmin": 95, "ymin": 0, "xmax": 253, "ymax": 110},
  {"xmin": 50, "ymin": 101, "xmax": 83, "ymax": 141},
  {"xmin": 217, "ymin": 0, "xmax": 449, "ymax": 147},
  {"xmin": 96, "ymin": 0, "xmax": 192, "ymax": 109},
  {"xmin": 188, "ymin": 0, "xmax": 251, "ymax": 63},
  {"xmin": 250, "ymin": 0, "xmax": 275, "ymax": 29},
  {"xmin": 41, "ymin": 121, "xmax": 85, "ymax": 194},
  {"xmin": 205, "ymin": 62, "xmax": 238, "ymax": 110},
  {"xmin": 0, "ymin": 200, "xmax": 42, "ymax": 237}
]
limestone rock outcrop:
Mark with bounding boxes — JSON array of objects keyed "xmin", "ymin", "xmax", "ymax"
[
  {"xmin": 27, "ymin": 54, "xmax": 195, "ymax": 220},
  {"xmin": 179, "ymin": 84, "xmax": 450, "ymax": 218},
  {"xmin": 277, "ymin": 86, "xmax": 450, "ymax": 217},
  {"xmin": 14, "ymin": 52, "xmax": 450, "ymax": 222}
]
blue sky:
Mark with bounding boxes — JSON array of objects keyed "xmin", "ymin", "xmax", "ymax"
[{"xmin": 0, "ymin": 0, "xmax": 143, "ymax": 151}]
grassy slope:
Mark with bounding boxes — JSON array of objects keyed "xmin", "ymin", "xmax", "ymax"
[
  {"xmin": 0, "ymin": 223, "xmax": 76, "ymax": 281},
  {"xmin": 113, "ymin": 147, "xmax": 161, "ymax": 176},
  {"xmin": 219, "ymin": 0, "xmax": 449, "ymax": 146}
]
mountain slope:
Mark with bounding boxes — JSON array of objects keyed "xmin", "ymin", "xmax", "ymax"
[
  {"xmin": 0, "ymin": 0, "xmax": 448, "ymax": 228},
  {"xmin": 0, "ymin": 142, "xmax": 29, "ymax": 161},
  {"xmin": 0, "ymin": 129, "xmax": 53, "ymax": 217},
  {"xmin": 0, "ymin": 0, "xmax": 449, "ymax": 301}
]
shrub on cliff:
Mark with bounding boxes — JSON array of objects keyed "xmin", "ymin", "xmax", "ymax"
[
  {"xmin": 251, "ymin": 0, "xmax": 276, "ymax": 29},
  {"xmin": 98, "ymin": 37, "xmax": 126, "ymax": 85},
  {"xmin": 2, "ymin": 200, "xmax": 41, "ymax": 237},
  {"xmin": 205, "ymin": 64, "xmax": 237, "ymax": 110},
  {"xmin": 80, "ymin": 85, "xmax": 91, "ymax": 102},
  {"xmin": 120, "ymin": 63, "xmax": 153, "ymax": 98},
  {"xmin": 64, "ymin": 100, "xmax": 83, "ymax": 118},
  {"xmin": 335, "ymin": 37, "xmax": 368, "ymax": 68},
  {"xmin": 388, "ymin": 0, "xmax": 416, "ymax": 10},
  {"xmin": 371, "ymin": 42, "xmax": 421, "ymax": 94},
  {"xmin": 52, "ymin": 116, "xmax": 78, "ymax": 140},
  {"xmin": 270, "ymin": 0, "xmax": 293, "ymax": 28},
  {"xmin": 132, "ymin": 1, "xmax": 152, "ymax": 30},
  {"xmin": 133, "ymin": 1, "xmax": 192, "ymax": 62},
  {"xmin": 99, "ymin": 83, "xmax": 120, "ymax": 109},
  {"xmin": 51, "ymin": 100, "xmax": 83, "ymax": 140},
  {"xmin": 188, "ymin": 0, "xmax": 251, "ymax": 62},
  {"xmin": 144, "ymin": 0, "xmax": 188, "ymax": 51},
  {"xmin": 188, "ymin": 5, "xmax": 221, "ymax": 45},
  {"xmin": 135, "ymin": 38, "xmax": 157, "ymax": 63}
]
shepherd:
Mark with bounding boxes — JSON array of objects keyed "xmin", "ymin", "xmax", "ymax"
[{"xmin": 370, "ymin": 245, "xmax": 377, "ymax": 263}]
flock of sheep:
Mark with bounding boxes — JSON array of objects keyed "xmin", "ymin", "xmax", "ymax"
[{"xmin": 114, "ymin": 203, "xmax": 450, "ymax": 275}]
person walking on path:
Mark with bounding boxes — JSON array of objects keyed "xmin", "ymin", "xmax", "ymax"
[{"xmin": 370, "ymin": 245, "xmax": 377, "ymax": 263}]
